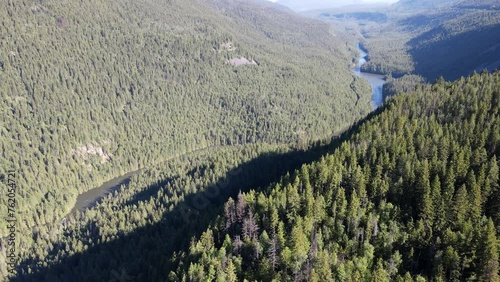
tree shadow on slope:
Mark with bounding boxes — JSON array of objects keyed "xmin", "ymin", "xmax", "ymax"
[
  {"xmin": 11, "ymin": 108, "xmax": 386, "ymax": 282},
  {"xmin": 121, "ymin": 175, "xmax": 180, "ymax": 208},
  {"xmin": 408, "ymin": 24, "xmax": 500, "ymax": 82}
]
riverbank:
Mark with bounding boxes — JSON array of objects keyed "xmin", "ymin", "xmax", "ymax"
[
  {"xmin": 65, "ymin": 145, "xmax": 219, "ymax": 220},
  {"xmin": 65, "ymin": 44, "xmax": 381, "ymax": 220},
  {"xmin": 68, "ymin": 169, "xmax": 140, "ymax": 216},
  {"xmin": 353, "ymin": 42, "xmax": 386, "ymax": 109}
]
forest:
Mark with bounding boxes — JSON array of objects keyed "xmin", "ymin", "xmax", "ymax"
[
  {"xmin": 0, "ymin": 0, "xmax": 372, "ymax": 275},
  {"xmin": 9, "ymin": 70, "xmax": 500, "ymax": 280},
  {"xmin": 315, "ymin": 0, "xmax": 500, "ymax": 98},
  {"xmin": 2, "ymin": 0, "xmax": 500, "ymax": 281},
  {"xmin": 171, "ymin": 71, "xmax": 500, "ymax": 281},
  {"xmin": 361, "ymin": 0, "xmax": 500, "ymax": 82}
]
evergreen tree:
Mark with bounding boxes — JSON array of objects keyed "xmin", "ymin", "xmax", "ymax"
[{"xmin": 479, "ymin": 219, "xmax": 500, "ymax": 282}]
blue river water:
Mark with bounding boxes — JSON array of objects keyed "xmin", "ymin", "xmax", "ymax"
[{"xmin": 353, "ymin": 43, "xmax": 386, "ymax": 109}]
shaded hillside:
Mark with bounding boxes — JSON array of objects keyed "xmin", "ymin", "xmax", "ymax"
[
  {"xmin": 382, "ymin": 74, "xmax": 426, "ymax": 99},
  {"xmin": 375, "ymin": 0, "xmax": 500, "ymax": 81},
  {"xmin": 317, "ymin": 0, "xmax": 500, "ymax": 83},
  {"xmin": 172, "ymin": 71, "xmax": 500, "ymax": 281},
  {"xmin": 408, "ymin": 11, "xmax": 500, "ymax": 81},
  {"xmin": 9, "ymin": 136, "xmax": 360, "ymax": 281},
  {"xmin": 390, "ymin": 0, "xmax": 460, "ymax": 13},
  {"xmin": 0, "ymin": 0, "xmax": 371, "ymax": 252}
]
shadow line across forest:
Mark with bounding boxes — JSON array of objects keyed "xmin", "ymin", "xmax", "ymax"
[{"xmin": 12, "ymin": 107, "xmax": 386, "ymax": 282}]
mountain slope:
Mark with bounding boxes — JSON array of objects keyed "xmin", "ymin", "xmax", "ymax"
[
  {"xmin": 0, "ymin": 0, "xmax": 371, "ymax": 245},
  {"xmin": 173, "ymin": 71, "xmax": 500, "ymax": 281},
  {"xmin": 390, "ymin": 0, "xmax": 460, "ymax": 12},
  {"xmin": 12, "ymin": 72, "xmax": 500, "ymax": 281},
  {"xmin": 320, "ymin": 0, "xmax": 500, "ymax": 82},
  {"xmin": 274, "ymin": 0, "xmax": 353, "ymax": 12},
  {"xmin": 391, "ymin": 0, "xmax": 499, "ymax": 81},
  {"xmin": 407, "ymin": 5, "xmax": 500, "ymax": 80}
]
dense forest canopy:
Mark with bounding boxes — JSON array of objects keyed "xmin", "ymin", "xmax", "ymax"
[
  {"xmin": 368, "ymin": 0, "xmax": 500, "ymax": 82},
  {"xmin": 2, "ymin": 0, "xmax": 500, "ymax": 281},
  {"xmin": 0, "ymin": 0, "xmax": 372, "ymax": 260},
  {"xmin": 313, "ymin": 0, "xmax": 500, "ymax": 99},
  {"xmin": 173, "ymin": 71, "xmax": 500, "ymax": 281},
  {"xmin": 10, "ymin": 68, "xmax": 500, "ymax": 280}
]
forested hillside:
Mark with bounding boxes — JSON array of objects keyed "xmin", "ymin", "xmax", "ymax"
[
  {"xmin": 391, "ymin": 0, "xmax": 460, "ymax": 13},
  {"xmin": 314, "ymin": 0, "xmax": 500, "ymax": 95},
  {"xmin": 4, "ymin": 0, "xmax": 500, "ymax": 281},
  {"xmin": 10, "ymin": 138, "xmax": 349, "ymax": 281},
  {"xmin": 407, "ymin": 3, "xmax": 500, "ymax": 81},
  {"xmin": 170, "ymin": 71, "xmax": 500, "ymax": 281},
  {"xmin": 0, "ymin": 0, "xmax": 371, "ymax": 251},
  {"xmin": 363, "ymin": 0, "xmax": 500, "ymax": 81},
  {"xmin": 13, "ymin": 70, "xmax": 499, "ymax": 281}
]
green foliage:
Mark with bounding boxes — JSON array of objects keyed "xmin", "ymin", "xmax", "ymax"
[
  {"xmin": 329, "ymin": 0, "xmax": 500, "ymax": 81},
  {"xmin": 383, "ymin": 74, "xmax": 426, "ymax": 100},
  {"xmin": 0, "ymin": 0, "xmax": 372, "ymax": 275},
  {"xmin": 3, "ymin": 0, "xmax": 500, "ymax": 280},
  {"xmin": 174, "ymin": 71, "xmax": 500, "ymax": 280}
]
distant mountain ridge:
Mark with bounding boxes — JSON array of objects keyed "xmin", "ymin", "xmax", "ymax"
[
  {"xmin": 340, "ymin": 0, "xmax": 500, "ymax": 81},
  {"xmin": 276, "ymin": 0, "xmax": 363, "ymax": 12},
  {"xmin": 400, "ymin": 0, "xmax": 500, "ymax": 80},
  {"xmin": 391, "ymin": 0, "xmax": 460, "ymax": 12}
]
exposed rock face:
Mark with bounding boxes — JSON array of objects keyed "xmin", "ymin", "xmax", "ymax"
[
  {"xmin": 72, "ymin": 141, "xmax": 112, "ymax": 167},
  {"xmin": 227, "ymin": 57, "xmax": 258, "ymax": 66}
]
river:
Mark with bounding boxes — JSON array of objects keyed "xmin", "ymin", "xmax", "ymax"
[
  {"xmin": 353, "ymin": 43, "xmax": 386, "ymax": 109},
  {"xmin": 67, "ymin": 146, "xmax": 213, "ymax": 218},
  {"xmin": 68, "ymin": 46, "xmax": 385, "ymax": 218},
  {"xmin": 67, "ymin": 169, "xmax": 140, "ymax": 217}
]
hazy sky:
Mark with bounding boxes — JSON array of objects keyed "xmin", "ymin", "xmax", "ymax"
[{"xmin": 268, "ymin": 0, "xmax": 400, "ymax": 11}]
